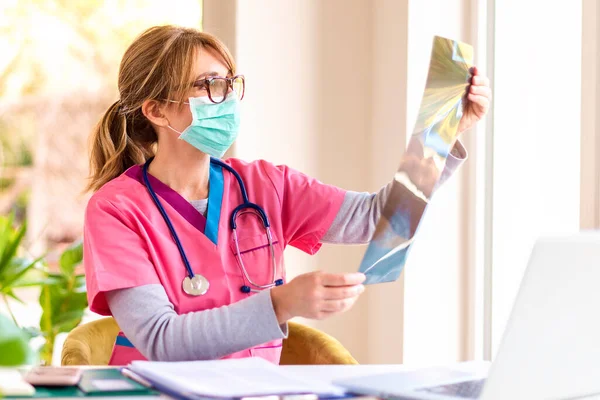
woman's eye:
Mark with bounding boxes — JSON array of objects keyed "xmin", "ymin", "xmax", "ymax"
[{"xmin": 193, "ymin": 81, "xmax": 208, "ymax": 90}]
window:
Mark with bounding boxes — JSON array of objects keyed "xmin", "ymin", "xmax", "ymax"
[{"xmin": 488, "ymin": 0, "xmax": 582, "ymax": 356}]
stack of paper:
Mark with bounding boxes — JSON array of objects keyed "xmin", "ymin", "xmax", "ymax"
[
  {"xmin": 0, "ymin": 368, "xmax": 35, "ymax": 397},
  {"xmin": 128, "ymin": 357, "xmax": 344, "ymax": 399}
]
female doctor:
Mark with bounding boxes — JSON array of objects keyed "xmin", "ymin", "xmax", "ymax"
[{"xmin": 83, "ymin": 25, "xmax": 491, "ymax": 365}]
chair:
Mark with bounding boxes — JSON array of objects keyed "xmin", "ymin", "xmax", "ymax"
[{"xmin": 61, "ymin": 317, "xmax": 358, "ymax": 365}]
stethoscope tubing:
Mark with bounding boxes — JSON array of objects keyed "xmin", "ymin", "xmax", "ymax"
[{"xmin": 142, "ymin": 157, "xmax": 283, "ymax": 294}]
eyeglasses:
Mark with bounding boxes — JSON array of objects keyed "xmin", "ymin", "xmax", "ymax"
[{"xmin": 192, "ymin": 75, "xmax": 245, "ymax": 104}]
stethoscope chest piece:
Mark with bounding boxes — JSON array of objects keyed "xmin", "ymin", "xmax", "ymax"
[{"xmin": 182, "ymin": 275, "xmax": 210, "ymax": 296}]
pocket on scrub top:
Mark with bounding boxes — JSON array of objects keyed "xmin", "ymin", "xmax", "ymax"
[
  {"xmin": 230, "ymin": 232, "xmax": 279, "ymax": 254},
  {"xmin": 250, "ymin": 339, "xmax": 283, "ymax": 364},
  {"xmin": 229, "ymin": 232, "xmax": 282, "ymax": 284}
]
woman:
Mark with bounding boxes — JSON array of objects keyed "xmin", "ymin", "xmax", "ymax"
[{"xmin": 84, "ymin": 25, "xmax": 491, "ymax": 365}]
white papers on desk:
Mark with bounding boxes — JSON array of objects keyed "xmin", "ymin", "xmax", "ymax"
[
  {"xmin": 0, "ymin": 368, "xmax": 35, "ymax": 396},
  {"xmin": 128, "ymin": 358, "xmax": 344, "ymax": 398}
]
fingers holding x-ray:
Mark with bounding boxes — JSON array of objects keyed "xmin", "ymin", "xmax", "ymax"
[
  {"xmin": 471, "ymin": 74, "xmax": 489, "ymax": 87},
  {"xmin": 468, "ymin": 84, "xmax": 491, "ymax": 98},
  {"xmin": 460, "ymin": 66, "xmax": 492, "ymax": 132},
  {"xmin": 467, "ymin": 94, "xmax": 490, "ymax": 114}
]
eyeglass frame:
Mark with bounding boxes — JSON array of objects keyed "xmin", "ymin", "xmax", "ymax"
[{"xmin": 189, "ymin": 74, "xmax": 245, "ymax": 104}]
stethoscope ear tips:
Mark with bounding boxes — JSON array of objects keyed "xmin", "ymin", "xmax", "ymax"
[{"xmin": 240, "ymin": 285, "xmax": 252, "ymax": 293}]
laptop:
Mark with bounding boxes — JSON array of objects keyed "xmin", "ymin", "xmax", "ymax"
[{"xmin": 335, "ymin": 232, "xmax": 600, "ymax": 399}]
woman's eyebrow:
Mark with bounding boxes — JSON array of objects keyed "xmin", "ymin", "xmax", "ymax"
[{"xmin": 195, "ymin": 71, "xmax": 220, "ymax": 80}]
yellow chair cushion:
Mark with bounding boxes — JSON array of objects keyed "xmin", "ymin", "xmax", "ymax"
[
  {"xmin": 280, "ymin": 322, "xmax": 358, "ymax": 365},
  {"xmin": 61, "ymin": 317, "xmax": 357, "ymax": 366},
  {"xmin": 61, "ymin": 317, "xmax": 120, "ymax": 366}
]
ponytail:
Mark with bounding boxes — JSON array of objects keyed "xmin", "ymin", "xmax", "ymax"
[{"xmin": 86, "ymin": 101, "xmax": 152, "ymax": 192}]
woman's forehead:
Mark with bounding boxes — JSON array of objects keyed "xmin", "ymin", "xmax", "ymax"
[{"xmin": 193, "ymin": 47, "xmax": 230, "ymax": 77}]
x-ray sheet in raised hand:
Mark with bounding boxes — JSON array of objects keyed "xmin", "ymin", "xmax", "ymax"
[{"xmin": 359, "ymin": 36, "xmax": 473, "ymax": 285}]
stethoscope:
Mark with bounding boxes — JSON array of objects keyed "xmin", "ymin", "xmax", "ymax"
[{"xmin": 142, "ymin": 157, "xmax": 284, "ymax": 296}]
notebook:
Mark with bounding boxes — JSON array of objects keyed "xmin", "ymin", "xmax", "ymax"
[
  {"xmin": 77, "ymin": 369, "xmax": 155, "ymax": 396},
  {"xmin": 128, "ymin": 357, "xmax": 344, "ymax": 399}
]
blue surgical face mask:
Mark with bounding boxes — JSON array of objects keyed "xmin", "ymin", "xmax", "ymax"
[{"xmin": 168, "ymin": 93, "xmax": 240, "ymax": 158}]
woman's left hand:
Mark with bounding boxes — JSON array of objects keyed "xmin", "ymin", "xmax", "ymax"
[{"xmin": 457, "ymin": 66, "xmax": 492, "ymax": 134}]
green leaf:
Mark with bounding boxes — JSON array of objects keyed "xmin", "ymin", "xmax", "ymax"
[
  {"xmin": 53, "ymin": 310, "xmax": 84, "ymax": 326},
  {"xmin": 0, "ymin": 314, "xmax": 31, "ymax": 366},
  {"xmin": 58, "ymin": 241, "xmax": 83, "ymax": 276},
  {"xmin": 0, "ymin": 256, "xmax": 43, "ymax": 291},
  {"xmin": 39, "ymin": 285, "xmax": 54, "ymax": 335},
  {"xmin": 53, "ymin": 310, "xmax": 85, "ymax": 334},
  {"xmin": 38, "ymin": 272, "xmax": 89, "ymax": 339},
  {"xmin": 12, "ymin": 275, "xmax": 61, "ymax": 288},
  {"xmin": 0, "ymin": 219, "xmax": 26, "ymax": 277},
  {"xmin": 57, "ymin": 292, "xmax": 88, "ymax": 317},
  {"xmin": 0, "ymin": 258, "xmax": 30, "ymax": 289},
  {"xmin": 55, "ymin": 319, "xmax": 83, "ymax": 335},
  {"xmin": 68, "ymin": 291, "xmax": 89, "ymax": 310},
  {"xmin": 0, "ymin": 213, "xmax": 15, "ymax": 256},
  {"xmin": 14, "ymin": 262, "xmax": 47, "ymax": 280},
  {"xmin": 5, "ymin": 289, "xmax": 25, "ymax": 304}
]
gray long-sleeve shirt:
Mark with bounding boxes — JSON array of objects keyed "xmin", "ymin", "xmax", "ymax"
[{"xmin": 106, "ymin": 144, "xmax": 466, "ymax": 361}]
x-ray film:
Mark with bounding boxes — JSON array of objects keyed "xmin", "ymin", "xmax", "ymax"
[{"xmin": 359, "ymin": 36, "xmax": 473, "ymax": 284}]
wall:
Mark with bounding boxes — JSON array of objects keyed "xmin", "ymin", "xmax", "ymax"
[
  {"xmin": 233, "ymin": 0, "xmax": 373, "ymax": 361},
  {"xmin": 366, "ymin": 0, "xmax": 410, "ymax": 365}
]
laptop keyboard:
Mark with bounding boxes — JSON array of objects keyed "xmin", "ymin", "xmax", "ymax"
[{"xmin": 418, "ymin": 379, "xmax": 486, "ymax": 399}]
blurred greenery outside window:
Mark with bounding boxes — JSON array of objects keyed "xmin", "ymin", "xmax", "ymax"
[{"xmin": 0, "ymin": 0, "xmax": 203, "ymax": 364}]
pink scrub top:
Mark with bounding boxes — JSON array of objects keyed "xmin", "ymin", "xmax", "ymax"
[{"xmin": 83, "ymin": 158, "xmax": 346, "ymax": 365}]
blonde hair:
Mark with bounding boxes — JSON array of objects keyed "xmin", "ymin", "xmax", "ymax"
[{"xmin": 87, "ymin": 25, "xmax": 235, "ymax": 192}]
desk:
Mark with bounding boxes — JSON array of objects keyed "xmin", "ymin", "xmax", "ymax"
[
  {"xmin": 5, "ymin": 362, "xmax": 490, "ymax": 400},
  {"xmin": 5, "ymin": 365, "xmax": 404, "ymax": 400}
]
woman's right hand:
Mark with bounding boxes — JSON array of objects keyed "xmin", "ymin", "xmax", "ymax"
[{"xmin": 270, "ymin": 272, "xmax": 366, "ymax": 324}]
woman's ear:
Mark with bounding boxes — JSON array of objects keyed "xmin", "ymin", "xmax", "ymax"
[{"xmin": 142, "ymin": 99, "xmax": 169, "ymax": 127}]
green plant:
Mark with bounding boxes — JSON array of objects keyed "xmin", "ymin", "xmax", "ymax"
[
  {"xmin": 0, "ymin": 313, "xmax": 31, "ymax": 366},
  {"xmin": 0, "ymin": 214, "xmax": 44, "ymax": 325},
  {"xmin": 0, "ymin": 214, "xmax": 88, "ymax": 365},
  {"xmin": 38, "ymin": 241, "xmax": 86, "ymax": 365}
]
